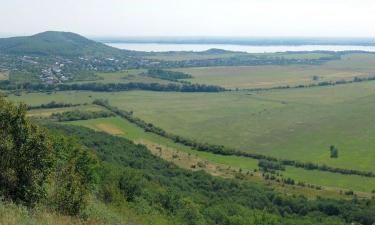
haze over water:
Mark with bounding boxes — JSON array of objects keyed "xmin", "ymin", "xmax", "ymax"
[{"xmin": 105, "ymin": 43, "xmax": 375, "ymax": 53}]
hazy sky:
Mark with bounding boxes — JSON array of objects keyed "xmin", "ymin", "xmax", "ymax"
[{"xmin": 2, "ymin": 0, "xmax": 375, "ymax": 37}]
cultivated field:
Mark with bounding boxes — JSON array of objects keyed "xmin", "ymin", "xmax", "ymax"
[{"xmin": 174, "ymin": 53, "xmax": 375, "ymax": 89}]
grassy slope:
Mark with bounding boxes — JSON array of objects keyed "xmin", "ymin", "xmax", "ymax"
[
  {"xmin": 173, "ymin": 53, "xmax": 375, "ymax": 89},
  {"xmin": 66, "ymin": 117, "xmax": 375, "ymax": 194}
]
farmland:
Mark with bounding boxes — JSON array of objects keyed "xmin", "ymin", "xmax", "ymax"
[
  {"xmin": 27, "ymin": 104, "xmax": 104, "ymax": 117},
  {"xmin": 174, "ymin": 53, "xmax": 375, "ymax": 89},
  {"xmin": 80, "ymin": 70, "xmax": 174, "ymax": 84},
  {"xmin": 7, "ymin": 78, "xmax": 375, "ymax": 174},
  {"xmin": 65, "ymin": 116, "xmax": 375, "ymax": 194},
  {"xmin": 6, "ymin": 51, "xmax": 375, "ymax": 198}
]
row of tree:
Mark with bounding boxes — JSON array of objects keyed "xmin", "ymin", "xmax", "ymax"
[
  {"xmin": 27, "ymin": 101, "xmax": 82, "ymax": 110},
  {"xmin": 0, "ymin": 80, "xmax": 225, "ymax": 93},
  {"xmin": 50, "ymin": 110, "xmax": 115, "ymax": 122},
  {"xmin": 146, "ymin": 68, "xmax": 193, "ymax": 81},
  {"xmin": 242, "ymin": 75, "xmax": 375, "ymax": 92}
]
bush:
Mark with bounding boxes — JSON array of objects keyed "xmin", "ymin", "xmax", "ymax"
[
  {"xmin": 118, "ymin": 169, "xmax": 144, "ymax": 202},
  {"xmin": 51, "ymin": 136, "xmax": 99, "ymax": 215},
  {"xmin": 0, "ymin": 98, "xmax": 53, "ymax": 206}
]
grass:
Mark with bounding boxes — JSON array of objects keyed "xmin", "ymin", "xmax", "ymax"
[
  {"xmin": 65, "ymin": 116, "xmax": 375, "ymax": 194},
  {"xmin": 75, "ymin": 70, "xmax": 173, "ymax": 85},
  {"xmin": 65, "ymin": 117, "xmax": 260, "ymax": 171},
  {"xmin": 8, "ymin": 80, "xmax": 375, "ymax": 174},
  {"xmin": 172, "ymin": 53, "xmax": 375, "ymax": 89},
  {"xmin": 27, "ymin": 104, "xmax": 104, "ymax": 117}
]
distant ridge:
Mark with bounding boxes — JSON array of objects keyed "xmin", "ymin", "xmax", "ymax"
[{"xmin": 0, "ymin": 31, "xmax": 125, "ymax": 57}]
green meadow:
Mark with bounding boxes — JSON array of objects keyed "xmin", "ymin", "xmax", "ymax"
[
  {"xmin": 76, "ymin": 69, "xmax": 173, "ymax": 84},
  {"xmin": 174, "ymin": 53, "xmax": 375, "ymax": 89},
  {"xmin": 8, "ymin": 52, "xmax": 375, "ymax": 195},
  {"xmin": 66, "ymin": 116, "xmax": 375, "ymax": 193},
  {"xmin": 27, "ymin": 104, "xmax": 104, "ymax": 117},
  {"xmin": 8, "ymin": 79, "xmax": 375, "ymax": 173}
]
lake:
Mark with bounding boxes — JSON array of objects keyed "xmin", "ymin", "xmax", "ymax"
[{"xmin": 105, "ymin": 43, "xmax": 375, "ymax": 53}]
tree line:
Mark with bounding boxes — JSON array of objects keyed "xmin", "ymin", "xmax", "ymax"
[
  {"xmin": 0, "ymin": 80, "xmax": 225, "ymax": 93},
  {"xmin": 241, "ymin": 75, "xmax": 375, "ymax": 92},
  {"xmin": 146, "ymin": 68, "xmax": 193, "ymax": 82},
  {"xmin": 27, "ymin": 101, "xmax": 82, "ymax": 110},
  {"xmin": 50, "ymin": 110, "xmax": 115, "ymax": 122}
]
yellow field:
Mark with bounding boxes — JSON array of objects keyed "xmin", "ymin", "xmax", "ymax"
[
  {"xmin": 0, "ymin": 71, "xmax": 9, "ymax": 80},
  {"xmin": 95, "ymin": 123, "xmax": 124, "ymax": 135}
]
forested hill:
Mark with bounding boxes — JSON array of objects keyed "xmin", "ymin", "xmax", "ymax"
[{"xmin": 0, "ymin": 31, "xmax": 129, "ymax": 57}]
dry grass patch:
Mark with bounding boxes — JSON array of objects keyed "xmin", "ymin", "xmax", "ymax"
[{"xmin": 95, "ymin": 123, "xmax": 124, "ymax": 135}]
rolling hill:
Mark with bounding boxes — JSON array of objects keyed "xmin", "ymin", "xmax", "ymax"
[{"xmin": 0, "ymin": 31, "xmax": 126, "ymax": 57}]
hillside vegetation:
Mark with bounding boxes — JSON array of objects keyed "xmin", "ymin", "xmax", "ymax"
[
  {"xmin": 3, "ymin": 94, "xmax": 375, "ymax": 224},
  {"xmin": 0, "ymin": 31, "xmax": 124, "ymax": 57}
]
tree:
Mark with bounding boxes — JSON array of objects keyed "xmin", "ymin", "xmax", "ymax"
[
  {"xmin": 330, "ymin": 145, "xmax": 339, "ymax": 158},
  {"xmin": 0, "ymin": 97, "xmax": 53, "ymax": 206},
  {"xmin": 51, "ymin": 135, "xmax": 99, "ymax": 215}
]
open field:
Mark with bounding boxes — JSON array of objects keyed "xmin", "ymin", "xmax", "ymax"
[
  {"xmin": 65, "ymin": 116, "xmax": 375, "ymax": 194},
  {"xmin": 8, "ymin": 80, "xmax": 375, "ymax": 174},
  {"xmin": 173, "ymin": 53, "xmax": 375, "ymax": 89},
  {"xmin": 27, "ymin": 104, "xmax": 104, "ymax": 117},
  {"xmin": 75, "ymin": 69, "xmax": 173, "ymax": 84}
]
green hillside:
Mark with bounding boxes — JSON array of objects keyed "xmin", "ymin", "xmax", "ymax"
[{"xmin": 0, "ymin": 31, "xmax": 125, "ymax": 57}]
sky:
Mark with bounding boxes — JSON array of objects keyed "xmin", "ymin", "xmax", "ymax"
[{"xmin": 1, "ymin": 0, "xmax": 375, "ymax": 37}]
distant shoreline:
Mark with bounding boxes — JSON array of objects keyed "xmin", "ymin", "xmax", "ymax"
[
  {"xmin": 96, "ymin": 37, "xmax": 375, "ymax": 46},
  {"xmin": 104, "ymin": 42, "xmax": 375, "ymax": 53}
]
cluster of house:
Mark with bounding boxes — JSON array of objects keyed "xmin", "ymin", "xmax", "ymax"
[{"xmin": 40, "ymin": 62, "xmax": 68, "ymax": 84}]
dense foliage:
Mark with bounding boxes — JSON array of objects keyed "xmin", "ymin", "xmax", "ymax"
[
  {"xmin": 0, "ymin": 80, "xmax": 225, "ymax": 92},
  {"xmin": 46, "ymin": 123, "xmax": 375, "ymax": 225},
  {"xmin": 0, "ymin": 97, "xmax": 98, "ymax": 214},
  {"xmin": 0, "ymin": 98, "xmax": 53, "ymax": 205},
  {"xmin": 147, "ymin": 69, "xmax": 193, "ymax": 81},
  {"xmin": 50, "ymin": 110, "xmax": 114, "ymax": 122},
  {"xmin": 28, "ymin": 101, "xmax": 81, "ymax": 110}
]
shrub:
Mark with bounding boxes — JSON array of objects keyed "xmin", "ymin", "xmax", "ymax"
[{"xmin": 0, "ymin": 98, "xmax": 53, "ymax": 206}]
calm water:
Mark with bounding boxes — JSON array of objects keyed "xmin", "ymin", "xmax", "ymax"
[{"xmin": 105, "ymin": 43, "xmax": 375, "ymax": 53}]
